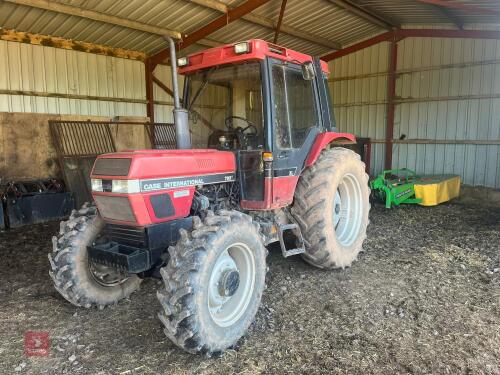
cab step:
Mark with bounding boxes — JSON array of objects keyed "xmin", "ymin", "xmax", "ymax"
[{"xmin": 278, "ymin": 223, "xmax": 305, "ymax": 258}]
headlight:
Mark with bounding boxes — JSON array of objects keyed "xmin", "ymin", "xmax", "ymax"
[
  {"xmin": 91, "ymin": 178, "xmax": 103, "ymax": 192},
  {"xmin": 111, "ymin": 180, "xmax": 140, "ymax": 194},
  {"xmin": 177, "ymin": 57, "xmax": 188, "ymax": 67},
  {"xmin": 234, "ymin": 42, "xmax": 249, "ymax": 54}
]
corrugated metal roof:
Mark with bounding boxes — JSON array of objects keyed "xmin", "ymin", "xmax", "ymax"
[
  {"xmin": 1, "ymin": 0, "xmax": 500, "ymax": 60},
  {"xmin": 356, "ymin": 0, "xmax": 500, "ymax": 26},
  {"xmin": 252, "ymin": 0, "xmax": 383, "ymax": 46}
]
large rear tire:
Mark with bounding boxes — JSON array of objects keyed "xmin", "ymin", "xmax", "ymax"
[
  {"xmin": 157, "ymin": 210, "xmax": 267, "ymax": 356},
  {"xmin": 292, "ymin": 147, "xmax": 370, "ymax": 269},
  {"xmin": 49, "ymin": 203, "xmax": 141, "ymax": 308}
]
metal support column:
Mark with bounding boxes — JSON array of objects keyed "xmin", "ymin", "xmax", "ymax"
[
  {"xmin": 145, "ymin": 57, "xmax": 155, "ymax": 124},
  {"xmin": 273, "ymin": 0, "xmax": 288, "ymax": 44},
  {"xmin": 385, "ymin": 39, "xmax": 398, "ymax": 170}
]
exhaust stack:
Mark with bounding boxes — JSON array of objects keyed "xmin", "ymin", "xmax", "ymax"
[{"xmin": 163, "ymin": 36, "xmax": 191, "ymax": 149}]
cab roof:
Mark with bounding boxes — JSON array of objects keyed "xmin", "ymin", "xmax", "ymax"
[{"xmin": 178, "ymin": 39, "xmax": 329, "ymax": 75}]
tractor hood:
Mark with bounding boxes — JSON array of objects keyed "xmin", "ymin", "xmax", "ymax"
[
  {"xmin": 89, "ymin": 149, "xmax": 236, "ymax": 226},
  {"xmin": 92, "ymin": 149, "xmax": 236, "ymax": 181}
]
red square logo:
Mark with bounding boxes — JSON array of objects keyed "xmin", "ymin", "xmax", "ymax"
[{"xmin": 24, "ymin": 331, "xmax": 50, "ymax": 356}]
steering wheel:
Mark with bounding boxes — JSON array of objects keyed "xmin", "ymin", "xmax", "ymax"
[{"xmin": 224, "ymin": 116, "xmax": 258, "ymax": 136}]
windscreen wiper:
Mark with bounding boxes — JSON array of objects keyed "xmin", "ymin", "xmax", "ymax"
[{"xmin": 188, "ymin": 67, "xmax": 216, "ymax": 111}]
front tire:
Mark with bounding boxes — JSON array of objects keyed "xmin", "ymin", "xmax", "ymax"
[
  {"xmin": 292, "ymin": 147, "xmax": 370, "ymax": 269},
  {"xmin": 157, "ymin": 210, "xmax": 267, "ymax": 355},
  {"xmin": 49, "ymin": 203, "xmax": 141, "ymax": 308}
]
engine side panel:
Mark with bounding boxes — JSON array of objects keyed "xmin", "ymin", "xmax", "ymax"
[{"xmin": 91, "ymin": 149, "xmax": 236, "ymax": 226}]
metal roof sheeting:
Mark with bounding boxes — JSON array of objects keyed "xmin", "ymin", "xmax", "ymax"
[
  {"xmin": 251, "ymin": 0, "xmax": 384, "ymax": 47},
  {"xmin": 356, "ymin": 0, "xmax": 500, "ymax": 26},
  {"xmin": 2, "ymin": 0, "xmax": 499, "ymax": 60}
]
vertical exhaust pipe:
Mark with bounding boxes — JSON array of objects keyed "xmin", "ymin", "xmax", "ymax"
[{"xmin": 163, "ymin": 36, "xmax": 191, "ymax": 149}]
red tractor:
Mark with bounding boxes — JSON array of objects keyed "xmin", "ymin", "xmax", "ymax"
[{"xmin": 49, "ymin": 39, "xmax": 370, "ymax": 355}]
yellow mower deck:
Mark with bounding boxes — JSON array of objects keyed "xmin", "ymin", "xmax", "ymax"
[{"xmin": 413, "ymin": 175, "xmax": 461, "ymax": 206}]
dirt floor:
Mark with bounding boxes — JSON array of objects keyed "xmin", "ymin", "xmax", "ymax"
[{"xmin": 0, "ymin": 201, "xmax": 499, "ymax": 374}]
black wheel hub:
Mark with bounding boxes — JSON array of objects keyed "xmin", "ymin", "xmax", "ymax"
[
  {"xmin": 335, "ymin": 204, "xmax": 341, "ymax": 214},
  {"xmin": 218, "ymin": 270, "xmax": 240, "ymax": 297}
]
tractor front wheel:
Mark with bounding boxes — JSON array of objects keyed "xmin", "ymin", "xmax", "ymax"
[
  {"xmin": 292, "ymin": 147, "xmax": 370, "ymax": 269},
  {"xmin": 157, "ymin": 210, "xmax": 267, "ymax": 356},
  {"xmin": 49, "ymin": 203, "xmax": 141, "ymax": 308}
]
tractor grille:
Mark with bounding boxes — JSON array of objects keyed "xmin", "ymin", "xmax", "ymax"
[
  {"xmin": 103, "ymin": 224, "xmax": 147, "ymax": 248},
  {"xmin": 94, "ymin": 196, "xmax": 136, "ymax": 222},
  {"xmin": 93, "ymin": 158, "xmax": 131, "ymax": 176}
]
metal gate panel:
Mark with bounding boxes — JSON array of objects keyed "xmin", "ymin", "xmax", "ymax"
[
  {"xmin": 50, "ymin": 120, "xmax": 117, "ymax": 207},
  {"xmin": 145, "ymin": 123, "xmax": 177, "ymax": 149},
  {"xmin": 50, "ymin": 121, "xmax": 178, "ymax": 207}
]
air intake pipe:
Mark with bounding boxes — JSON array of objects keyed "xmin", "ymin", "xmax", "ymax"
[{"xmin": 163, "ymin": 36, "xmax": 191, "ymax": 149}]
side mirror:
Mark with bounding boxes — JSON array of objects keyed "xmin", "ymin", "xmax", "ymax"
[{"xmin": 301, "ymin": 61, "xmax": 315, "ymax": 80}]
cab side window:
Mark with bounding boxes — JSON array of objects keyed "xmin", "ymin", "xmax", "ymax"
[{"xmin": 272, "ymin": 65, "xmax": 319, "ymax": 149}]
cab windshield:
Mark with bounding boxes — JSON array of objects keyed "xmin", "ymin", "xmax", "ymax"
[{"xmin": 184, "ymin": 62, "xmax": 264, "ymax": 149}]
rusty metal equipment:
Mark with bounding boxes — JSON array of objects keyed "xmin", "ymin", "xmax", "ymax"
[
  {"xmin": 145, "ymin": 123, "xmax": 177, "ymax": 149},
  {"xmin": 50, "ymin": 120, "xmax": 177, "ymax": 206},
  {"xmin": 345, "ymin": 137, "xmax": 371, "ymax": 174},
  {"xmin": 2, "ymin": 179, "xmax": 74, "ymax": 228},
  {"xmin": 50, "ymin": 120, "xmax": 116, "ymax": 208}
]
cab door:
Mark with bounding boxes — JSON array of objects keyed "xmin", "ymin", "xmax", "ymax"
[{"xmin": 268, "ymin": 59, "xmax": 323, "ymax": 207}]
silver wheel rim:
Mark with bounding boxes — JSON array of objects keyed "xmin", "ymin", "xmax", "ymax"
[
  {"xmin": 89, "ymin": 261, "xmax": 129, "ymax": 287},
  {"xmin": 333, "ymin": 173, "xmax": 364, "ymax": 247},
  {"xmin": 208, "ymin": 243, "xmax": 256, "ymax": 327}
]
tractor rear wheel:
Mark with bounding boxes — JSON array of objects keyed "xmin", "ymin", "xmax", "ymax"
[
  {"xmin": 157, "ymin": 210, "xmax": 267, "ymax": 356},
  {"xmin": 292, "ymin": 147, "xmax": 370, "ymax": 269},
  {"xmin": 49, "ymin": 203, "xmax": 141, "ymax": 308}
]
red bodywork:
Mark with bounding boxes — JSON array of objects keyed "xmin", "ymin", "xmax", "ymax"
[
  {"xmin": 91, "ymin": 150, "xmax": 235, "ymax": 226},
  {"xmin": 91, "ymin": 40, "xmax": 356, "ymax": 224},
  {"xmin": 241, "ymin": 132, "xmax": 356, "ymax": 210},
  {"xmin": 240, "ymin": 176, "xmax": 299, "ymax": 210},
  {"xmin": 305, "ymin": 132, "xmax": 356, "ymax": 167},
  {"xmin": 179, "ymin": 39, "xmax": 329, "ymax": 75}
]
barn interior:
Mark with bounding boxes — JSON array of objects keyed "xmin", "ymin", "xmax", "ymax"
[{"xmin": 0, "ymin": 0, "xmax": 499, "ymax": 373}]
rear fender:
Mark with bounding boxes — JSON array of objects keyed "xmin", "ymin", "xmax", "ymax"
[{"xmin": 304, "ymin": 132, "xmax": 356, "ymax": 167}]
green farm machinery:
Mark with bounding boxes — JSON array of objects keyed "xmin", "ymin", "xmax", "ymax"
[{"xmin": 370, "ymin": 169, "xmax": 461, "ymax": 208}]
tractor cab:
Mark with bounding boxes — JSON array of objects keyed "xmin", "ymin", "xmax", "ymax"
[{"xmin": 178, "ymin": 39, "xmax": 347, "ymax": 209}]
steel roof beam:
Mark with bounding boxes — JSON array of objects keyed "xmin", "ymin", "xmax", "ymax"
[
  {"xmin": 397, "ymin": 29, "xmax": 500, "ymax": 39},
  {"xmin": 322, "ymin": 31, "xmax": 394, "ymax": 61},
  {"xmin": 3, "ymin": 0, "xmax": 221, "ymax": 49},
  {"xmin": 150, "ymin": 0, "xmax": 273, "ymax": 66},
  {"xmin": 415, "ymin": 0, "xmax": 500, "ymax": 16},
  {"xmin": 327, "ymin": 0, "xmax": 400, "ymax": 30},
  {"xmin": 273, "ymin": 0, "xmax": 287, "ymax": 44},
  {"xmin": 422, "ymin": 3, "xmax": 464, "ymax": 29},
  {"xmin": 322, "ymin": 28, "xmax": 500, "ymax": 61},
  {"xmin": 188, "ymin": 0, "xmax": 342, "ymax": 50},
  {"xmin": 435, "ymin": 8, "xmax": 464, "ymax": 30}
]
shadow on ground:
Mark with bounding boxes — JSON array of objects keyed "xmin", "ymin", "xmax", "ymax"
[{"xmin": 0, "ymin": 202, "xmax": 499, "ymax": 374}]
